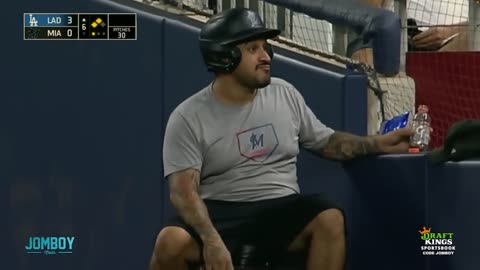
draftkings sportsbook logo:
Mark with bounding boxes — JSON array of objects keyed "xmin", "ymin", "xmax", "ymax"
[
  {"xmin": 419, "ymin": 226, "xmax": 455, "ymax": 256},
  {"xmin": 25, "ymin": 236, "xmax": 75, "ymax": 255}
]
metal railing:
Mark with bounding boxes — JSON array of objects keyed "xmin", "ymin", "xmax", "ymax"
[{"xmin": 470, "ymin": 0, "xmax": 480, "ymax": 49}]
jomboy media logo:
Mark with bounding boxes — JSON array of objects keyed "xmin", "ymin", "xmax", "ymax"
[
  {"xmin": 25, "ymin": 236, "xmax": 74, "ymax": 255},
  {"xmin": 419, "ymin": 226, "xmax": 455, "ymax": 256}
]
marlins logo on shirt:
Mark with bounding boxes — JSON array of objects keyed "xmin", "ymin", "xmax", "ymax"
[{"xmin": 236, "ymin": 124, "xmax": 279, "ymax": 162}]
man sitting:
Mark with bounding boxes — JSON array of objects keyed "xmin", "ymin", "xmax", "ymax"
[{"xmin": 150, "ymin": 7, "xmax": 413, "ymax": 270}]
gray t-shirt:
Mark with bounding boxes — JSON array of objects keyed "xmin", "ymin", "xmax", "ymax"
[{"xmin": 163, "ymin": 77, "xmax": 335, "ymax": 201}]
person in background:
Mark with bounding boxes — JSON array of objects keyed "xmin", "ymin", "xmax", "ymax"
[
  {"xmin": 351, "ymin": 0, "xmax": 469, "ymax": 65},
  {"xmin": 401, "ymin": 0, "xmax": 469, "ymax": 51}
]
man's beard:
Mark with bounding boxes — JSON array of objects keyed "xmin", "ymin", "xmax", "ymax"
[{"xmin": 234, "ymin": 72, "xmax": 271, "ymax": 93}]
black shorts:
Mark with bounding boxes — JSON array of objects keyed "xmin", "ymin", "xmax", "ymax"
[{"xmin": 166, "ymin": 193, "xmax": 344, "ymax": 261}]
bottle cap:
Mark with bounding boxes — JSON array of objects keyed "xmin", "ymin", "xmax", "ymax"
[
  {"xmin": 409, "ymin": 147, "xmax": 420, "ymax": 153},
  {"xmin": 417, "ymin": 104, "xmax": 429, "ymax": 113}
]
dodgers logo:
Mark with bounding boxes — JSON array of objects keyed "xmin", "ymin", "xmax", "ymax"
[{"xmin": 236, "ymin": 124, "xmax": 278, "ymax": 162}]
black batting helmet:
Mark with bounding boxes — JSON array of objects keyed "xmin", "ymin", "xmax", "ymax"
[{"xmin": 199, "ymin": 8, "xmax": 281, "ymax": 73}]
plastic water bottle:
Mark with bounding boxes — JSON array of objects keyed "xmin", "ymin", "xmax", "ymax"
[{"xmin": 410, "ymin": 105, "xmax": 431, "ymax": 151}]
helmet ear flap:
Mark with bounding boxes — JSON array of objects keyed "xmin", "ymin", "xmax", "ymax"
[{"xmin": 200, "ymin": 42, "xmax": 242, "ymax": 73}]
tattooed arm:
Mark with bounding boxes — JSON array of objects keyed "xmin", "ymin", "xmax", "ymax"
[
  {"xmin": 319, "ymin": 131, "xmax": 382, "ymax": 161},
  {"xmin": 169, "ymin": 169, "xmax": 234, "ymax": 269},
  {"xmin": 284, "ymin": 82, "xmax": 411, "ymax": 161},
  {"xmin": 311, "ymin": 128, "xmax": 413, "ymax": 161},
  {"xmin": 168, "ymin": 168, "xmax": 219, "ymax": 241}
]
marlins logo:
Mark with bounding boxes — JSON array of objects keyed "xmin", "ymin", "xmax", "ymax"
[
  {"xmin": 247, "ymin": 12, "xmax": 263, "ymax": 27},
  {"xmin": 236, "ymin": 124, "xmax": 278, "ymax": 162},
  {"xmin": 27, "ymin": 28, "xmax": 41, "ymax": 39}
]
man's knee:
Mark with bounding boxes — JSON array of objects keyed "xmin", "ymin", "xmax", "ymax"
[
  {"xmin": 312, "ymin": 209, "xmax": 345, "ymax": 238},
  {"xmin": 153, "ymin": 226, "xmax": 200, "ymax": 262}
]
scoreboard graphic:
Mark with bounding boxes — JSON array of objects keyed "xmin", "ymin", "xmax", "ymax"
[{"xmin": 24, "ymin": 13, "xmax": 137, "ymax": 40}]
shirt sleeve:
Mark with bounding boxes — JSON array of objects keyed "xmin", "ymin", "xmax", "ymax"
[
  {"xmin": 162, "ymin": 111, "xmax": 203, "ymax": 178},
  {"xmin": 290, "ymin": 86, "xmax": 335, "ymax": 150}
]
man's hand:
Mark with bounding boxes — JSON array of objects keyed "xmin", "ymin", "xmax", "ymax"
[
  {"xmin": 377, "ymin": 128, "xmax": 414, "ymax": 154},
  {"xmin": 202, "ymin": 235, "xmax": 234, "ymax": 270},
  {"xmin": 411, "ymin": 26, "xmax": 459, "ymax": 50}
]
